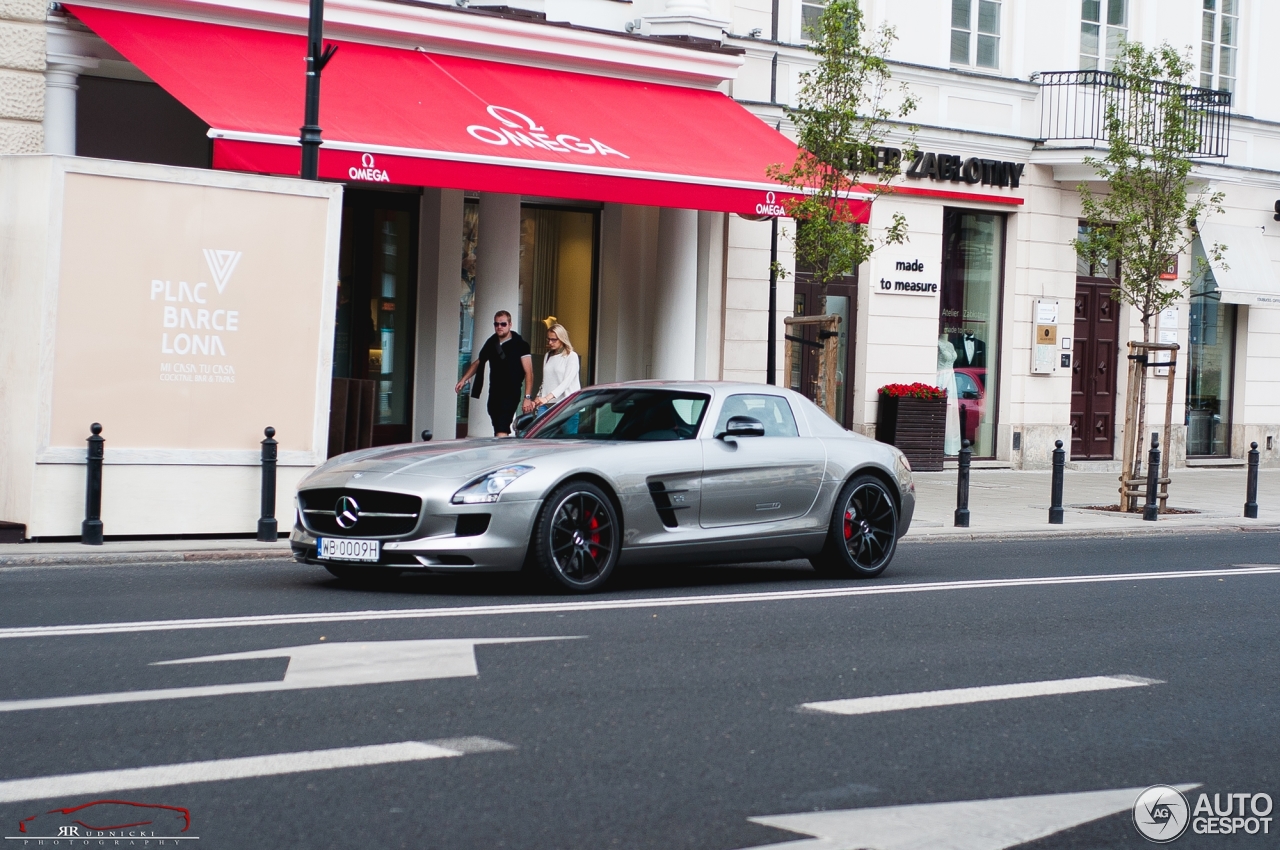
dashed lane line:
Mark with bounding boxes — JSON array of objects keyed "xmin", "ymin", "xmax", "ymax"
[
  {"xmin": 1, "ymin": 566, "xmax": 1277, "ymax": 640},
  {"xmin": 802, "ymin": 674, "xmax": 1161, "ymax": 716},
  {"xmin": 0, "ymin": 738, "xmax": 512, "ymax": 804}
]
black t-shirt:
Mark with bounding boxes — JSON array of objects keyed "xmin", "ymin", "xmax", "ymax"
[{"xmin": 471, "ymin": 331, "xmax": 531, "ymax": 398}]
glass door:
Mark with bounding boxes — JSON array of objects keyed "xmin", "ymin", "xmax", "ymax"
[
  {"xmin": 1186, "ymin": 238, "xmax": 1235, "ymax": 457},
  {"xmin": 333, "ymin": 189, "xmax": 419, "ymax": 447}
]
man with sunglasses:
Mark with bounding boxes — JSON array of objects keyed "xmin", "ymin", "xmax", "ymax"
[{"xmin": 455, "ymin": 310, "xmax": 535, "ymax": 437}]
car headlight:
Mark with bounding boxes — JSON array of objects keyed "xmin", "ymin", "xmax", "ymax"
[
  {"xmin": 451, "ymin": 466, "xmax": 534, "ymax": 504},
  {"xmin": 894, "ymin": 452, "xmax": 912, "ymax": 483}
]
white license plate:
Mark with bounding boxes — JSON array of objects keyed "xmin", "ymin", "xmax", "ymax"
[{"xmin": 317, "ymin": 537, "xmax": 380, "ymax": 562}]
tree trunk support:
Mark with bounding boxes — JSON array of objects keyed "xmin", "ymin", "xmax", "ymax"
[{"xmin": 1119, "ymin": 340, "xmax": 1179, "ymax": 513}]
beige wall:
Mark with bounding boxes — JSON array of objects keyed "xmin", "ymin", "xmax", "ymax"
[
  {"xmin": 0, "ymin": 0, "xmax": 44, "ymax": 153},
  {"xmin": 0, "ymin": 156, "xmax": 342, "ymax": 537}
]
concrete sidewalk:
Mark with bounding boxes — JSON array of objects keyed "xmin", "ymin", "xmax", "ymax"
[
  {"xmin": 0, "ymin": 467, "xmax": 1274, "ymax": 567},
  {"xmin": 905, "ymin": 466, "xmax": 1280, "ymax": 541}
]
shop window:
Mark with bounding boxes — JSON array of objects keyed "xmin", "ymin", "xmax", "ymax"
[
  {"xmin": 940, "ymin": 209, "xmax": 1005, "ymax": 458},
  {"xmin": 1080, "ymin": 0, "xmax": 1127, "ymax": 71},
  {"xmin": 951, "ymin": 0, "xmax": 1001, "ymax": 70},
  {"xmin": 456, "ymin": 199, "xmax": 479, "ymax": 436},
  {"xmin": 332, "ymin": 190, "xmax": 419, "ymax": 446},
  {"xmin": 1186, "ymin": 238, "xmax": 1235, "ymax": 456},
  {"xmin": 517, "ymin": 206, "xmax": 598, "ymax": 399},
  {"xmin": 1200, "ymin": 0, "xmax": 1239, "ymax": 94}
]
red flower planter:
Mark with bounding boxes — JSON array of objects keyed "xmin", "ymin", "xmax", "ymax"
[{"xmin": 875, "ymin": 390, "xmax": 946, "ymax": 472}]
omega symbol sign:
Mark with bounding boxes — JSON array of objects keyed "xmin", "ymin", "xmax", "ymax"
[
  {"xmin": 467, "ymin": 105, "xmax": 628, "ymax": 158},
  {"xmin": 349, "ymin": 153, "xmax": 390, "ymax": 183},
  {"xmin": 755, "ymin": 191, "xmax": 786, "ymax": 217}
]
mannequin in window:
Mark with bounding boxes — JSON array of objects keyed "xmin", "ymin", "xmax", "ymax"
[
  {"xmin": 937, "ymin": 336, "xmax": 960, "ymax": 456},
  {"xmin": 948, "ymin": 330, "xmax": 986, "ymax": 368}
]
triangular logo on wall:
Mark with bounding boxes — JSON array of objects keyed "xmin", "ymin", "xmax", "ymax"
[{"xmin": 202, "ymin": 249, "xmax": 242, "ymax": 294}]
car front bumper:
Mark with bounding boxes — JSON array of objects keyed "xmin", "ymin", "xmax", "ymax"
[{"xmin": 292, "ymin": 499, "xmax": 539, "ymax": 572}]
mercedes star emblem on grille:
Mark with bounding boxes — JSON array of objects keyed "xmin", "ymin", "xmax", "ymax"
[{"xmin": 335, "ymin": 495, "xmax": 360, "ymax": 529}]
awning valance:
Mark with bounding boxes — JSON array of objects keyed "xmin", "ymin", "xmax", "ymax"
[
  {"xmin": 1198, "ymin": 222, "xmax": 1280, "ymax": 307},
  {"xmin": 67, "ymin": 5, "xmax": 869, "ymax": 219}
]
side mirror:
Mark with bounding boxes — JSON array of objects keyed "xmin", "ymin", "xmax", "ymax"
[
  {"xmin": 717, "ymin": 415, "xmax": 766, "ymax": 440},
  {"xmin": 513, "ymin": 413, "xmax": 538, "ymax": 436}
]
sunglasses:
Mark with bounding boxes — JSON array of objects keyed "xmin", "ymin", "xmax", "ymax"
[{"xmin": 493, "ymin": 321, "xmax": 508, "ymax": 327}]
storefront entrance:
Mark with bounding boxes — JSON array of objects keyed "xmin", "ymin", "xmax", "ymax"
[
  {"xmin": 790, "ymin": 273, "xmax": 857, "ymax": 428},
  {"xmin": 331, "ymin": 188, "xmax": 420, "ymax": 450}
]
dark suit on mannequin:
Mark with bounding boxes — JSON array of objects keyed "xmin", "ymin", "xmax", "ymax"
[{"xmin": 949, "ymin": 332, "xmax": 986, "ymax": 368}]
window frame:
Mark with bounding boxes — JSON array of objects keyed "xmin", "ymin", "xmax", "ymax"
[
  {"xmin": 1199, "ymin": 0, "xmax": 1239, "ymax": 94},
  {"xmin": 1079, "ymin": 0, "xmax": 1128, "ymax": 71},
  {"xmin": 950, "ymin": 0, "xmax": 1002, "ymax": 71}
]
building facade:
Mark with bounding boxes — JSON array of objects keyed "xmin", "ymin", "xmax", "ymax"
[{"xmin": 2, "ymin": 0, "xmax": 1280, "ymax": 536}]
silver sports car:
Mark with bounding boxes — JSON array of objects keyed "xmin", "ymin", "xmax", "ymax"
[{"xmin": 291, "ymin": 381, "xmax": 916, "ymax": 592}]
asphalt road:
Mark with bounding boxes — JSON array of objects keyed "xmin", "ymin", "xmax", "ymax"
[{"xmin": 1, "ymin": 532, "xmax": 1277, "ymax": 849}]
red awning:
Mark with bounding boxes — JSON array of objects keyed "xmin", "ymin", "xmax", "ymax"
[{"xmin": 67, "ymin": 5, "xmax": 868, "ymax": 219}]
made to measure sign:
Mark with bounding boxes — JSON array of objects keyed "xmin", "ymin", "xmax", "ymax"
[{"xmin": 875, "ymin": 257, "xmax": 939, "ymax": 297}]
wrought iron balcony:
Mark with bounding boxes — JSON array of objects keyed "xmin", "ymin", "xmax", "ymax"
[{"xmin": 1038, "ymin": 70, "xmax": 1232, "ymax": 159}]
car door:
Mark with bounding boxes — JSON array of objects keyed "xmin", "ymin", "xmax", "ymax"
[{"xmin": 699, "ymin": 393, "xmax": 826, "ymax": 528}]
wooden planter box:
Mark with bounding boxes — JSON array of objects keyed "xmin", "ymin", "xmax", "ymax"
[{"xmin": 875, "ymin": 395, "xmax": 946, "ymax": 472}]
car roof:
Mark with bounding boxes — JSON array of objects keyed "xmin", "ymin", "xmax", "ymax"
[{"xmin": 579, "ymin": 380, "xmax": 797, "ymax": 396}]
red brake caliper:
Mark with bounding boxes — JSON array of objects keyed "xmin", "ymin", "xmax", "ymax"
[
  {"xmin": 844, "ymin": 507, "xmax": 855, "ymax": 540},
  {"xmin": 589, "ymin": 514, "xmax": 601, "ymax": 556}
]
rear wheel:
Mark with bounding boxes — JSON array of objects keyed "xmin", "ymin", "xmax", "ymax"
[
  {"xmin": 531, "ymin": 481, "xmax": 620, "ymax": 593},
  {"xmin": 811, "ymin": 474, "xmax": 898, "ymax": 579}
]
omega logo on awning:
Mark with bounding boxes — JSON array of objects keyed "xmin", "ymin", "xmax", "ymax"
[
  {"xmin": 349, "ymin": 153, "xmax": 390, "ymax": 183},
  {"xmin": 467, "ymin": 105, "xmax": 629, "ymax": 158}
]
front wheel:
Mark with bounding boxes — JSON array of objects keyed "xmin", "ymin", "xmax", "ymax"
[
  {"xmin": 531, "ymin": 481, "xmax": 621, "ymax": 592},
  {"xmin": 811, "ymin": 474, "xmax": 899, "ymax": 579}
]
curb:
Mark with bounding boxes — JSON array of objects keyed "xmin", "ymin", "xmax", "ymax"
[
  {"xmin": 903, "ymin": 522, "xmax": 1280, "ymax": 543},
  {"xmin": 0, "ymin": 548, "xmax": 293, "ymax": 568}
]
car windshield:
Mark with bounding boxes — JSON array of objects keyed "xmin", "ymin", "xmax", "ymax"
[{"xmin": 526, "ymin": 389, "xmax": 710, "ymax": 441}]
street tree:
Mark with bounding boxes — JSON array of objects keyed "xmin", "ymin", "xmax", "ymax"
[
  {"xmin": 1072, "ymin": 41, "xmax": 1225, "ymax": 509},
  {"xmin": 769, "ymin": 0, "xmax": 915, "ymax": 411}
]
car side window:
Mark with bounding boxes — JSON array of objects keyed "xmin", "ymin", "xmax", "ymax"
[{"xmin": 714, "ymin": 394, "xmax": 800, "ymax": 437}]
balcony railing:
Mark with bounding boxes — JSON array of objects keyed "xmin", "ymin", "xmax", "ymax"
[{"xmin": 1038, "ymin": 70, "xmax": 1232, "ymax": 159}]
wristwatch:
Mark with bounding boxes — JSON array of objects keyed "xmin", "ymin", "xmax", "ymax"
[{"xmin": 525, "ymin": 394, "xmax": 534, "ymax": 400}]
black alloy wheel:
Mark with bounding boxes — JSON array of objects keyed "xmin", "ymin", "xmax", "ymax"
[
  {"xmin": 532, "ymin": 481, "xmax": 621, "ymax": 592},
  {"xmin": 812, "ymin": 474, "xmax": 898, "ymax": 578}
]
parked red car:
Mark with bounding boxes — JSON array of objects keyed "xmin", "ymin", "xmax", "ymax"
[{"xmin": 955, "ymin": 367, "xmax": 985, "ymax": 445}]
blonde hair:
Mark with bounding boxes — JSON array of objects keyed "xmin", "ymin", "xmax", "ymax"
[{"xmin": 545, "ymin": 322, "xmax": 574, "ymax": 356}]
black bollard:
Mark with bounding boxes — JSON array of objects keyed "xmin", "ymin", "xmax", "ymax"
[
  {"xmin": 257, "ymin": 427, "xmax": 278, "ymax": 542},
  {"xmin": 81, "ymin": 423, "xmax": 104, "ymax": 545},
  {"xmin": 421, "ymin": 429, "xmax": 433, "ymax": 442},
  {"xmin": 954, "ymin": 439, "xmax": 971, "ymax": 528},
  {"xmin": 1143, "ymin": 432, "xmax": 1160, "ymax": 522},
  {"xmin": 1049, "ymin": 439, "xmax": 1065, "ymax": 524},
  {"xmin": 1245, "ymin": 441, "xmax": 1260, "ymax": 519}
]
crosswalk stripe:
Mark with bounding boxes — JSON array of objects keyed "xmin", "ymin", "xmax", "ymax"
[
  {"xmin": 0, "ymin": 566, "xmax": 1276, "ymax": 640},
  {"xmin": 802, "ymin": 675, "xmax": 1161, "ymax": 716},
  {"xmin": 0, "ymin": 738, "xmax": 512, "ymax": 804}
]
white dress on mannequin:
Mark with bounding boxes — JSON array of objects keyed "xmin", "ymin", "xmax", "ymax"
[{"xmin": 937, "ymin": 338, "xmax": 960, "ymax": 455}]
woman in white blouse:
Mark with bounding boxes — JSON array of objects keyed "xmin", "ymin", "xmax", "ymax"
[{"xmin": 534, "ymin": 323, "xmax": 581, "ymax": 413}]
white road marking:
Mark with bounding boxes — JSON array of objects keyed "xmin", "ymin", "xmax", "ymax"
[
  {"xmin": 802, "ymin": 674, "xmax": 1161, "ymax": 716},
  {"xmin": 740, "ymin": 784, "xmax": 1200, "ymax": 850},
  {"xmin": 0, "ymin": 637, "xmax": 577, "ymax": 713},
  {"xmin": 1, "ymin": 566, "xmax": 1276, "ymax": 640},
  {"xmin": 0, "ymin": 738, "xmax": 512, "ymax": 804}
]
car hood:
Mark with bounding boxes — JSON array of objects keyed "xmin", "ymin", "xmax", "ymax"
[{"xmin": 299, "ymin": 439, "xmax": 602, "ymax": 489}]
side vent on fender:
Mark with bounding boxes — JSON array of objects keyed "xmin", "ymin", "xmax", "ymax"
[{"xmin": 647, "ymin": 481, "xmax": 689, "ymax": 529}]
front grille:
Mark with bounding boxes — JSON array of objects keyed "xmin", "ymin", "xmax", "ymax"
[{"xmin": 299, "ymin": 488, "xmax": 422, "ymax": 538}]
